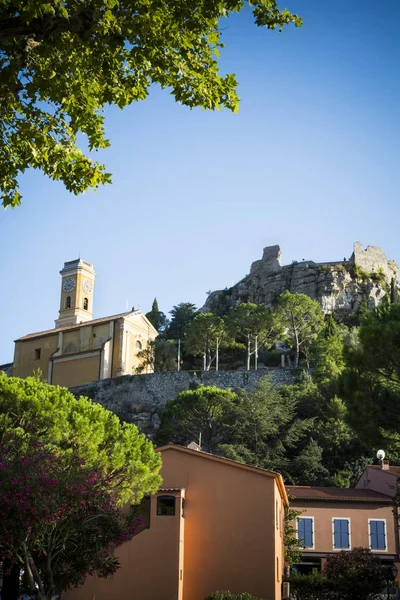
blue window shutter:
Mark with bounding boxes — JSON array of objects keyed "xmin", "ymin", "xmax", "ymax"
[
  {"xmin": 298, "ymin": 519, "xmax": 306, "ymax": 546},
  {"xmin": 370, "ymin": 520, "xmax": 378, "ymax": 549},
  {"xmin": 341, "ymin": 519, "xmax": 350, "ymax": 549},
  {"xmin": 376, "ymin": 521, "xmax": 386, "ymax": 550},
  {"xmin": 333, "ymin": 520, "xmax": 341, "ymax": 548},
  {"xmin": 304, "ymin": 518, "xmax": 313, "ymax": 547},
  {"xmin": 334, "ymin": 520, "xmax": 349, "ymax": 549}
]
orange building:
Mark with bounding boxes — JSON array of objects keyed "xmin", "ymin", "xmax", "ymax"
[
  {"xmin": 66, "ymin": 444, "xmax": 288, "ymax": 600},
  {"xmin": 287, "ymin": 485, "xmax": 399, "ymax": 577}
]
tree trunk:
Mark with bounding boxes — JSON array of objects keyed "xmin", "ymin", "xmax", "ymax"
[
  {"xmin": 203, "ymin": 351, "xmax": 206, "ymax": 371},
  {"xmin": 216, "ymin": 338, "xmax": 219, "ymax": 372},
  {"xmin": 246, "ymin": 336, "xmax": 251, "ymax": 371}
]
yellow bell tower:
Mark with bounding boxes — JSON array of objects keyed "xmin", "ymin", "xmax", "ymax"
[{"xmin": 55, "ymin": 259, "xmax": 96, "ymax": 328}]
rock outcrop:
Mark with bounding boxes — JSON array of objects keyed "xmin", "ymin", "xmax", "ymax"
[{"xmin": 203, "ymin": 242, "xmax": 399, "ymax": 319}]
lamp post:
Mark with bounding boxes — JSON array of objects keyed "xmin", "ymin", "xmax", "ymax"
[{"xmin": 385, "ymin": 565, "xmax": 398, "ymax": 600}]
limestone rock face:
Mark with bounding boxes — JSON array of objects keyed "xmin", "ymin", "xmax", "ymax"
[{"xmin": 203, "ymin": 243, "xmax": 399, "ymax": 318}]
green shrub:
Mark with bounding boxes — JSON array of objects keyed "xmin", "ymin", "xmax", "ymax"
[
  {"xmin": 370, "ymin": 267, "xmax": 386, "ymax": 285},
  {"xmin": 205, "ymin": 592, "xmax": 264, "ymax": 600}
]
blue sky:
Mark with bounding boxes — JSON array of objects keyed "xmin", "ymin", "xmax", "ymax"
[{"xmin": 1, "ymin": 0, "xmax": 399, "ymax": 364}]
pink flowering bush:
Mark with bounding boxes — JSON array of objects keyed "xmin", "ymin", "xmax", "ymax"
[{"xmin": 0, "ymin": 434, "xmax": 142, "ymax": 600}]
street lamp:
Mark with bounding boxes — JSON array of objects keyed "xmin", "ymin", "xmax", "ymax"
[{"xmin": 385, "ymin": 564, "xmax": 398, "ymax": 600}]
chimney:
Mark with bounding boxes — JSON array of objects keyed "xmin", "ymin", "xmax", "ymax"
[
  {"xmin": 382, "ymin": 459, "xmax": 390, "ymax": 470},
  {"xmin": 187, "ymin": 441, "xmax": 201, "ymax": 452}
]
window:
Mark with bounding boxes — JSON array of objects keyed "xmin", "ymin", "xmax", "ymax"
[
  {"xmin": 333, "ymin": 519, "xmax": 350, "ymax": 550},
  {"xmin": 298, "ymin": 517, "xmax": 314, "ymax": 549},
  {"xmin": 65, "ymin": 296, "xmax": 71, "ymax": 309},
  {"xmin": 34, "ymin": 348, "xmax": 41, "ymax": 360},
  {"xmin": 83, "ymin": 297, "xmax": 88, "ymax": 310},
  {"xmin": 157, "ymin": 496, "xmax": 175, "ymax": 516},
  {"xmin": 135, "ymin": 340, "xmax": 142, "ymax": 350},
  {"xmin": 369, "ymin": 520, "xmax": 386, "ymax": 551}
]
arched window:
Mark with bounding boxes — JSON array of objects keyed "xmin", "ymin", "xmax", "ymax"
[
  {"xmin": 83, "ymin": 297, "xmax": 89, "ymax": 310},
  {"xmin": 135, "ymin": 340, "xmax": 142, "ymax": 350},
  {"xmin": 65, "ymin": 296, "xmax": 71, "ymax": 309},
  {"xmin": 157, "ymin": 496, "xmax": 176, "ymax": 516}
]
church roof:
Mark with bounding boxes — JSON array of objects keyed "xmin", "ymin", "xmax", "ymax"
[{"xmin": 15, "ymin": 310, "xmax": 143, "ymax": 342}]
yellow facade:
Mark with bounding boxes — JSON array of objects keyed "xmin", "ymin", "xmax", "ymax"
[{"xmin": 12, "ymin": 259, "xmax": 158, "ymax": 388}]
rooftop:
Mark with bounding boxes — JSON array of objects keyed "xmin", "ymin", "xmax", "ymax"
[
  {"xmin": 287, "ymin": 486, "xmax": 392, "ymax": 503},
  {"xmin": 369, "ymin": 464, "xmax": 400, "ymax": 477},
  {"xmin": 157, "ymin": 444, "xmax": 288, "ymax": 506},
  {"xmin": 15, "ymin": 310, "xmax": 140, "ymax": 342}
]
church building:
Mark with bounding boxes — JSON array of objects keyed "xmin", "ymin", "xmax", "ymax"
[{"xmin": 11, "ymin": 259, "xmax": 158, "ymax": 388}]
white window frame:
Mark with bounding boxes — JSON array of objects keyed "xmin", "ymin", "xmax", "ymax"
[
  {"xmin": 332, "ymin": 517, "xmax": 351, "ymax": 551},
  {"xmin": 296, "ymin": 516, "xmax": 315, "ymax": 550},
  {"xmin": 368, "ymin": 518, "xmax": 387, "ymax": 552}
]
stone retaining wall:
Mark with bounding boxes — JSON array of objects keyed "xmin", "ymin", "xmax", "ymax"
[{"xmin": 70, "ymin": 368, "xmax": 297, "ymax": 436}]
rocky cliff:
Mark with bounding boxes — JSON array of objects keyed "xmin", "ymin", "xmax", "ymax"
[{"xmin": 203, "ymin": 242, "xmax": 399, "ymax": 319}]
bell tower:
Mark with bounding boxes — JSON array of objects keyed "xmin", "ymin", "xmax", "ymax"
[{"xmin": 55, "ymin": 259, "xmax": 96, "ymax": 328}]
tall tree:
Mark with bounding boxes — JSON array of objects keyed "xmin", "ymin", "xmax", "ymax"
[
  {"xmin": 166, "ymin": 302, "xmax": 197, "ymax": 341},
  {"xmin": 276, "ymin": 291, "xmax": 325, "ymax": 368},
  {"xmin": 145, "ymin": 298, "xmax": 168, "ymax": 333},
  {"xmin": 156, "ymin": 385, "xmax": 238, "ymax": 453},
  {"xmin": 0, "ymin": 372, "xmax": 162, "ymax": 504},
  {"xmin": 0, "ymin": 435, "xmax": 142, "ymax": 600},
  {"xmin": 342, "ymin": 304, "xmax": 400, "ymax": 453},
  {"xmin": 185, "ymin": 313, "xmax": 232, "ymax": 371},
  {"xmin": 0, "ymin": 0, "xmax": 301, "ymax": 208},
  {"xmin": 227, "ymin": 303, "xmax": 279, "ymax": 370},
  {"xmin": 0, "ymin": 373, "xmax": 161, "ymax": 600},
  {"xmin": 220, "ymin": 378, "xmax": 314, "ymax": 474}
]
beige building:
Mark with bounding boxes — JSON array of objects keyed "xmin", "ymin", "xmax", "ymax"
[
  {"xmin": 287, "ymin": 485, "xmax": 399, "ymax": 578},
  {"xmin": 66, "ymin": 443, "xmax": 288, "ymax": 600},
  {"xmin": 12, "ymin": 259, "xmax": 158, "ymax": 387}
]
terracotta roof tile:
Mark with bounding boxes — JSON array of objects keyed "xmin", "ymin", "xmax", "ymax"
[
  {"xmin": 286, "ymin": 486, "xmax": 392, "ymax": 503},
  {"xmin": 369, "ymin": 464, "xmax": 400, "ymax": 477},
  {"xmin": 15, "ymin": 311, "xmax": 140, "ymax": 342}
]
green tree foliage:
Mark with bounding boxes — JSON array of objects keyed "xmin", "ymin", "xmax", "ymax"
[
  {"xmin": 284, "ymin": 504, "xmax": 303, "ymax": 566},
  {"xmin": 0, "ymin": 373, "xmax": 161, "ymax": 504},
  {"xmin": 185, "ymin": 313, "xmax": 232, "ymax": 371},
  {"xmin": 280, "ymin": 374, "xmax": 370, "ymax": 486},
  {"xmin": 156, "ymin": 385, "xmax": 237, "ymax": 452},
  {"xmin": 135, "ymin": 338, "xmax": 177, "ymax": 373},
  {"xmin": 323, "ymin": 547, "xmax": 386, "ymax": 600},
  {"xmin": 0, "ymin": 0, "xmax": 301, "ymax": 208},
  {"xmin": 226, "ymin": 303, "xmax": 279, "ymax": 370},
  {"xmin": 220, "ymin": 378, "xmax": 315, "ymax": 478},
  {"xmin": 145, "ymin": 298, "xmax": 168, "ymax": 333},
  {"xmin": 166, "ymin": 302, "xmax": 197, "ymax": 341},
  {"xmin": 342, "ymin": 304, "xmax": 400, "ymax": 453},
  {"xmin": 0, "ymin": 434, "xmax": 142, "ymax": 600},
  {"xmin": 277, "ymin": 292, "xmax": 325, "ymax": 367}
]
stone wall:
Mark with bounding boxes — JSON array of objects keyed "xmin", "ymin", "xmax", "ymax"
[
  {"xmin": 70, "ymin": 368, "xmax": 296, "ymax": 436},
  {"xmin": 352, "ymin": 242, "xmax": 398, "ymax": 281}
]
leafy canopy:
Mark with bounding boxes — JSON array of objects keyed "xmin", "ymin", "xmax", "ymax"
[
  {"xmin": 277, "ymin": 291, "xmax": 325, "ymax": 367},
  {"xmin": 0, "ymin": 373, "xmax": 161, "ymax": 504},
  {"xmin": 0, "ymin": 0, "xmax": 302, "ymax": 208},
  {"xmin": 156, "ymin": 385, "xmax": 238, "ymax": 453},
  {"xmin": 0, "ymin": 434, "xmax": 143, "ymax": 600}
]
